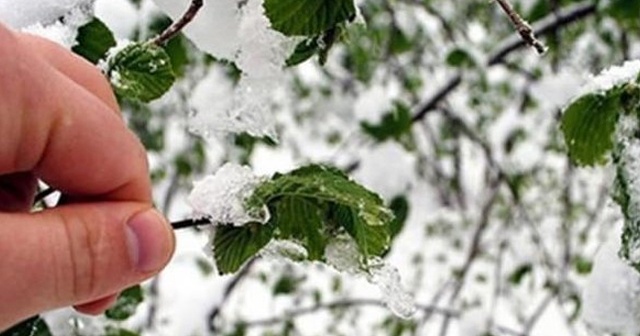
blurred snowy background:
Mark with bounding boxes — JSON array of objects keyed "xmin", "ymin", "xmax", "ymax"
[{"xmin": 2, "ymin": 0, "xmax": 640, "ymax": 335}]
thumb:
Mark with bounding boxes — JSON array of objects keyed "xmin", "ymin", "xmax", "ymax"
[{"xmin": 0, "ymin": 202, "xmax": 175, "ymax": 329}]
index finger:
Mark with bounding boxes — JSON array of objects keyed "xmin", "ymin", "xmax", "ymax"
[{"xmin": 0, "ymin": 25, "xmax": 151, "ymax": 202}]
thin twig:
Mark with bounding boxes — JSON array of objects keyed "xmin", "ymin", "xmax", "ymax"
[
  {"xmin": 495, "ymin": 0, "xmax": 546, "ymax": 54},
  {"xmin": 171, "ymin": 217, "xmax": 212, "ymax": 230},
  {"xmin": 151, "ymin": 0, "xmax": 203, "ymax": 46},
  {"xmin": 411, "ymin": 1, "xmax": 597, "ymax": 122},
  {"xmin": 242, "ymin": 299, "xmax": 459, "ymax": 328}
]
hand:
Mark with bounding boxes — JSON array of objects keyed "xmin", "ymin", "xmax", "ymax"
[{"xmin": 0, "ymin": 24, "xmax": 175, "ymax": 330}]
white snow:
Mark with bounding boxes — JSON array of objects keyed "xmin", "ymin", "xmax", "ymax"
[
  {"xmin": 187, "ymin": 163, "xmax": 267, "ymax": 226},
  {"xmin": 582, "ymin": 235, "xmax": 640, "ymax": 335},
  {"xmin": 353, "ymin": 85, "xmax": 397, "ymax": 124},
  {"xmin": 579, "ymin": 60, "xmax": 640, "ymax": 96},
  {"xmin": 94, "ymin": 0, "xmax": 137, "ymax": 39},
  {"xmin": 0, "ymin": 0, "xmax": 90, "ymax": 29},
  {"xmin": 458, "ymin": 307, "xmax": 490, "ymax": 336},
  {"xmin": 260, "ymin": 239, "xmax": 309, "ymax": 261},
  {"xmin": 152, "ymin": 0, "xmax": 240, "ymax": 60},
  {"xmin": 325, "ymin": 234, "xmax": 416, "ymax": 319},
  {"xmin": 1, "ymin": 1, "xmax": 93, "ymax": 49},
  {"xmin": 325, "ymin": 234, "xmax": 363, "ymax": 274},
  {"xmin": 354, "ymin": 141, "xmax": 417, "ymax": 200},
  {"xmin": 154, "ymin": 0, "xmax": 293, "ymax": 138},
  {"xmin": 367, "ymin": 257, "xmax": 417, "ymax": 319},
  {"xmin": 21, "ymin": 21, "xmax": 78, "ymax": 48}
]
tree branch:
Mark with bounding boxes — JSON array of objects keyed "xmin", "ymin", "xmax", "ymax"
[
  {"xmin": 150, "ymin": 0, "xmax": 203, "ymax": 46},
  {"xmin": 495, "ymin": 0, "xmax": 546, "ymax": 54},
  {"xmin": 411, "ymin": 1, "xmax": 597, "ymax": 122},
  {"xmin": 242, "ymin": 298, "xmax": 458, "ymax": 328}
]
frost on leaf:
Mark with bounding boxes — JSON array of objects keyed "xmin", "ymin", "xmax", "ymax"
[
  {"xmin": 188, "ymin": 163, "xmax": 267, "ymax": 225},
  {"xmin": 260, "ymin": 239, "xmax": 309, "ymax": 261},
  {"xmin": 325, "ymin": 234, "xmax": 362, "ymax": 274},
  {"xmin": 105, "ymin": 42, "xmax": 176, "ymax": 103},
  {"xmin": 583, "ymin": 236, "xmax": 640, "ymax": 334}
]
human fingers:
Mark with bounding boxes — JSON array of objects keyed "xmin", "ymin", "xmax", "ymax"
[
  {"xmin": 0, "ymin": 203, "xmax": 175, "ymax": 330},
  {"xmin": 0, "ymin": 172, "xmax": 37, "ymax": 212},
  {"xmin": 0, "ymin": 24, "xmax": 150, "ymax": 202},
  {"xmin": 73, "ymin": 293, "xmax": 120, "ymax": 315},
  {"xmin": 17, "ymin": 33, "xmax": 120, "ymax": 113}
]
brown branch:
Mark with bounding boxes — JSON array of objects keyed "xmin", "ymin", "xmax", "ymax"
[
  {"xmin": 411, "ymin": 1, "xmax": 597, "ymax": 122},
  {"xmin": 495, "ymin": 0, "xmax": 546, "ymax": 54},
  {"xmin": 150, "ymin": 0, "xmax": 203, "ymax": 46}
]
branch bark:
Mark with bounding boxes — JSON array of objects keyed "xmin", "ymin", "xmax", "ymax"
[
  {"xmin": 151, "ymin": 0, "xmax": 203, "ymax": 46},
  {"xmin": 411, "ymin": 1, "xmax": 597, "ymax": 122}
]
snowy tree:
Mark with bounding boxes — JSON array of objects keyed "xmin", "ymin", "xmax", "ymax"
[{"xmin": 3, "ymin": 0, "xmax": 640, "ymax": 335}]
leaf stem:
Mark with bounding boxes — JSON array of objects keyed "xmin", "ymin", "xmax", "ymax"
[{"xmin": 150, "ymin": 0, "xmax": 203, "ymax": 46}]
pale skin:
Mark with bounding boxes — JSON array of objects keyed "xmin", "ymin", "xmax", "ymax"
[{"xmin": 0, "ymin": 24, "xmax": 175, "ymax": 331}]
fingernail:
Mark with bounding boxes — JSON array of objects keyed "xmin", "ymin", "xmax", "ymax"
[{"xmin": 125, "ymin": 209, "xmax": 172, "ymax": 273}]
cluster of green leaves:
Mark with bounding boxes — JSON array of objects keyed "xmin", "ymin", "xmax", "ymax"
[
  {"xmin": 212, "ymin": 165, "xmax": 403, "ymax": 274},
  {"xmin": 561, "ymin": 69, "xmax": 640, "ymax": 269}
]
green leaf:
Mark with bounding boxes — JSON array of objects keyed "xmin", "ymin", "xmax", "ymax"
[
  {"xmin": 361, "ymin": 102, "xmax": 412, "ymax": 142},
  {"xmin": 214, "ymin": 223, "xmax": 274, "ymax": 274},
  {"xmin": 574, "ymin": 256, "xmax": 593, "ymax": 275},
  {"xmin": 72, "ymin": 18, "xmax": 116, "ymax": 64},
  {"xmin": 273, "ymin": 197, "xmax": 327, "ymax": 260},
  {"xmin": 247, "ymin": 165, "xmax": 394, "ymax": 261},
  {"xmin": 606, "ymin": 0, "xmax": 640, "ymax": 30},
  {"xmin": 264, "ymin": 0, "xmax": 356, "ymax": 36},
  {"xmin": 561, "ymin": 92, "xmax": 621, "ymax": 166},
  {"xmin": 508, "ymin": 263, "xmax": 533, "ymax": 285},
  {"xmin": 107, "ymin": 42, "xmax": 175, "ymax": 102},
  {"xmin": 286, "ymin": 37, "xmax": 322, "ymax": 66},
  {"xmin": 249, "ymin": 165, "xmax": 393, "ymax": 228},
  {"xmin": 164, "ymin": 35, "xmax": 189, "ymax": 77},
  {"xmin": 1, "ymin": 316, "xmax": 51, "ymax": 336},
  {"xmin": 388, "ymin": 196, "xmax": 409, "ymax": 239},
  {"xmin": 273, "ymin": 274, "xmax": 302, "ymax": 295},
  {"xmin": 104, "ymin": 327, "xmax": 140, "ymax": 336},
  {"xmin": 329, "ymin": 204, "xmax": 390, "ymax": 257},
  {"xmin": 105, "ymin": 285, "xmax": 144, "ymax": 321},
  {"xmin": 446, "ymin": 48, "xmax": 475, "ymax": 68}
]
